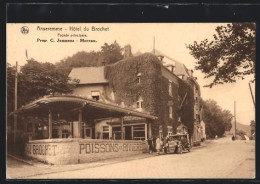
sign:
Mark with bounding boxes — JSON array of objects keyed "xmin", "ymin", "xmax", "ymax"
[{"xmin": 79, "ymin": 142, "xmax": 143, "ymax": 154}]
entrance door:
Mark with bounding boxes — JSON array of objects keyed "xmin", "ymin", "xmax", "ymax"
[{"xmin": 125, "ymin": 126, "xmax": 132, "ymax": 140}]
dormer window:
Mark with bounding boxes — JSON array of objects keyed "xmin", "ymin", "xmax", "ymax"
[
  {"xmin": 137, "ymin": 96, "xmax": 143, "ymax": 109},
  {"xmin": 171, "ymin": 66, "xmax": 175, "ymax": 72},
  {"xmin": 137, "ymin": 73, "xmax": 141, "ymax": 84},
  {"xmin": 91, "ymin": 91, "xmax": 100, "ymax": 101}
]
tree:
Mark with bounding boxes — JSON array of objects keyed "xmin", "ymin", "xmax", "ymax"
[
  {"xmin": 236, "ymin": 129, "xmax": 246, "ymax": 140},
  {"xmin": 201, "ymin": 99, "xmax": 232, "ymax": 138},
  {"xmin": 187, "ymin": 23, "xmax": 255, "ymax": 87},
  {"xmin": 7, "ymin": 63, "xmax": 16, "ymax": 115},
  {"xmin": 56, "ymin": 41, "xmax": 124, "ymax": 75},
  {"xmin": 99, "ymin": 41, "xmax": 124, "ymax": 65},
  {"xmin": 7, "ymin": 59, "xmax": 77, "ymax": 113},
  {"xmin": 56, "ymin": 51, "xmax": 100, "ymax": 75},
  {"xmin": 222, "ymin": 109, "xmax": 233, "ymax": 131},
  {"xmin": 250, "ymin": 120, "xmax": 255, "ymax": 136}
]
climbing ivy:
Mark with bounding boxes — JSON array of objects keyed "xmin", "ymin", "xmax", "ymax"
[
  {"xmin": 105, "ymin": 53, "xmax": 195, "ymax": 137},
  {"xmin": 178, "ymin": 78, "xmax": 195, "ymax": 136}
]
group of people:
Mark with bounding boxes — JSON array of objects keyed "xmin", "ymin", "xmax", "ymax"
[{"xmin": 147, "ymin": 136, "xmax": 169, "ymax": 155}]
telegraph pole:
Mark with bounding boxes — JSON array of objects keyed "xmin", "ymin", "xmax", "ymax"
[
  {"xmin": 234, "ymin": 101, "xmax": 236, "ymax": 139},
  {"xmin": 249, "ymin": 82, "xmax": 255, "ymax": 108},
  {"xmin": 14, "ymin": 61, "xmax": 18, "ymax": 143}
]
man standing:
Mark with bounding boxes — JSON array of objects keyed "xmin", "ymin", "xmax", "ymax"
[{"xmin": 148, "ymin": 137, "xmax": 153, "ymax": 154}]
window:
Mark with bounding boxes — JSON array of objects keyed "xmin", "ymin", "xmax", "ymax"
[
  {"xmin": 137, "ymin": 73, "xmax": 141, "ymax": 84},
  {"xmin": 196, "ymin": 114, "xmax": 200, "ymax": 122},
  {"xmin": 102, "ymin": 126, "xmax": 109, "ymax": 139},
  {"xmin": 169, "ymin": 80, "xmax": 173, "ymax": 97},
  {"xmin": 169, "ymin": 106, "xmax": 173, "ymax": 119},
  {"xmin": 196, "ymin": 97, "xmax": 198, "ymax": 103},
  {"xmin": 133, "ymin": 124, "xmax": 145, "ymax": 140},
  {"xmin": 196, "ymin": 104, "xmax": 199, "ymax": 111},
  {"xmin": 91, "ymin": 91, "xmax": 100, "ymax": 101},
  {"xmin": 52, "ymin": 129, "xmax": 59, "ymax": 138},
  {"xmin": 137, "ymin": 97, "xmax": 143, "ymax": 109},
  {"xmin": 112, "ymin": 126, "xmax": 124, "ymax": 140},
  {"xmin": 62, "ymin": 130, "xmax": 69, "ymax": 138}
]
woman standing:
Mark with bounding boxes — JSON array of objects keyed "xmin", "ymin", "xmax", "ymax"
[{"xmin": 156, "ymin": 137, "xmax": 161, "ymax": 155}]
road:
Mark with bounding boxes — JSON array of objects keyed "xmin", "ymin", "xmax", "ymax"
[{"xmin": 7, "ymin": 136, "xmax": 255, "ymax": 179}]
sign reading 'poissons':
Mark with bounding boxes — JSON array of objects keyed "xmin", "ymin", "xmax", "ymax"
[{"xmin": 79, "ymin": 143, "xmax": 143, "ymax": 154}]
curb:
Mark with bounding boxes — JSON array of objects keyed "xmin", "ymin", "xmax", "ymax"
[{"xmin": 7, "ymin": 154, "xmax": 33, "ymax": 166}]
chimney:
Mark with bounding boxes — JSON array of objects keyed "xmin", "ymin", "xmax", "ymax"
[{"xmin": 124, "ymin": 44, "xmax": 133, "ymax": 58}]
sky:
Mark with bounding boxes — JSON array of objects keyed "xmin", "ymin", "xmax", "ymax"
[{"xmin": 6, "ymin": 23, "xmax": 255, "ymax": 125}]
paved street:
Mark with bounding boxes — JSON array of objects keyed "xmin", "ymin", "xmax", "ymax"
[{"xmin": 7, "ymin": 136, "xmax": 255, "ymax": 179}]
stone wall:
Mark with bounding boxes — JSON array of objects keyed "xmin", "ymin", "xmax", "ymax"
[{"xmin": 25, "ymin": 138, "xmax": 146, "ymax": 165}]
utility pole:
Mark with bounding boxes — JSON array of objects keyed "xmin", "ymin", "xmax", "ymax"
[
  {"xmin": 234, "ymin": 101, "xmax": 236, "ymax": 139},
  {"xmin": 14, "ymin": 61, "xmax": 18, "ymax": 143},
  {"xmin": 249, "ymin": 82, "xmax": 255, "ymax": 108}
]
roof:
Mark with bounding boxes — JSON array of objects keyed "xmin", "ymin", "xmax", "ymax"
[
  {"xmin": 10, "ymin": 95, "xmax": 157, "ymax": 120},
  {"xmin": 69, "ymin": 66, "xmax": 108, "ymax": 84},
  {"xmin": 153, "ymin": 49, "xmax": 190, "ymax": 77},
  {"xmin": 174, "ymin": 62, "xmax": 190, "ymax": 77}
]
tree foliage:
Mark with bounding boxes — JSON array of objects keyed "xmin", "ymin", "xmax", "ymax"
[
  {"xmin": 100, "ymin": 41, "xmax": 124, "ymax": 65},
  {"xmin": 201, "ymin": 99, "xmax": 233, "ymax": 138},
  {"xmin": 7, "ymin": 59, "xmax": 77, "ymax": 114},
  {"xmin": 178, "ymin": 78, "xmax": 195, "ymax": 136},
  {"xmin": 56, "ymin": 51, "xmax": 100, "ymax": 75},
  {"xmin": 187, "ymin": 23, "xmax": 255, "ymax": 87},
  {"xmin": 250, "ymin": 120, "xmax": 255, "ymax": 135},
  {"xmin": 236, "ymin": 129, "xmax": 246, "ymax": 140},
  {"xmin": 56, "ymin": 41, "xmax": 123, "ymax": 75}
]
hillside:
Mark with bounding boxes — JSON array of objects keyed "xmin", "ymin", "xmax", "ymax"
[{"xmin": 229, "ymin": 122, "xmax": 251, "ymax": 136}]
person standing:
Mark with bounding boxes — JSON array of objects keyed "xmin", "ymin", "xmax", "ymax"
[
  {"xmin": 164, "ymin": 136, "xmax": 169, "ymax": 153},
  {"xmin": 152, "ymin": 136, "xmax": 156, "ymax": 152},
  {"xmin": 156, "ymin": 137, "xmax": 161, "ymax": 155},
  {"xmin": 148, "ymin": 137, "xmax": 153, "ymax": 154}
]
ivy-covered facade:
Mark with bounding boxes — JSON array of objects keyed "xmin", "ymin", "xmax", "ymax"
[{"xmin": 69, "ymin": 52, "xmax": 202, "ymax": 144}]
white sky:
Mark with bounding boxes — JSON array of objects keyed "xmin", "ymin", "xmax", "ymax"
[{"xmin": 6, "ymin": 23, "xmax": 255, "ymax": 125}]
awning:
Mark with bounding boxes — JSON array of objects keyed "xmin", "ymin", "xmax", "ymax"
[{"xmin": 9, "ymin": 95, "xmax": 157, "ymax": 120}]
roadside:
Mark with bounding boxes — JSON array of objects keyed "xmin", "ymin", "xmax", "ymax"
[
  {"xmin": 7, "ymin": 140, "xmax": 209, "ymax": 179},
  {"xmin": 22, "ymin": 137, "xmax": 255, "ymax": 179},
  {"xmin": 7, "ymin": 150, "xmax": 157, "ymax": 179}
]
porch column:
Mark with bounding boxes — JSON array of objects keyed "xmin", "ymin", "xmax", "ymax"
[
  {"xmin": 48, "ymin": 110, "xmax": 52, "ymax": 139},
  {"xmin": 78, "ymin": 109, "xmax": 82, "ymax": 138},
  {"xmin": 70, "ymin": 122, "xmax": 73, "ymax": 137},
  {"xmin": 131, "ymin": 126, "xmax": 134, "ymax": 140},
  {"xmin": 148, "ymin": 122, "xmax": 152, "ymax": 138},
  {"xmin": 32, "ymin": 122, "xmax": 35, "ymax": 138},
  {"xmin": 145, "ymin": 123, "xmax": 147, "ymax": 140},
  {"xmin": 121, "ymin": 117, "xmax": 124, "ymax": 140}
]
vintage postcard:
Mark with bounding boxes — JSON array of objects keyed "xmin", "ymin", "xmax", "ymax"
[{"xmin": 6, "ymin": 23, "xmax": 255, "ymax": 179}]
